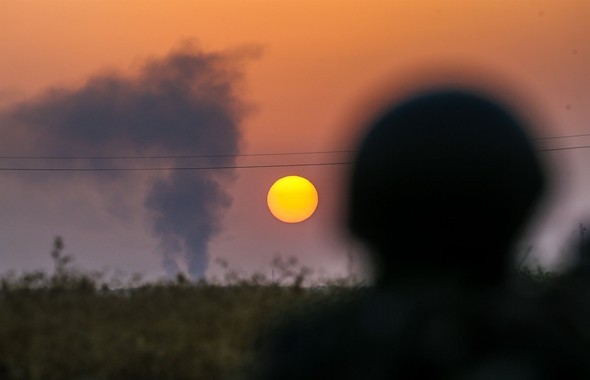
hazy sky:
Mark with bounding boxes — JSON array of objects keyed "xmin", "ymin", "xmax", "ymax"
[{"xmin": 0, "ymin": 0, "xmax": 588, "ymax": 280}]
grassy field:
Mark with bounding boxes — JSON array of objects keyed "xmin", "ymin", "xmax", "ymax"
[
  {"xmin": 0, "ymin": 239, "xmax": 362, "ymax": 380},
  {"xmin": 0, "ymin": 238, "xmax": 555, "ymax": 379}
]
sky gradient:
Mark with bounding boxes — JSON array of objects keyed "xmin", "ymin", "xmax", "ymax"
[{"xmin": 0, "ymin": 0, "xmax": 588, "ymax": 280}]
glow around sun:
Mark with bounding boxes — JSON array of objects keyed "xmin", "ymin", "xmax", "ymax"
[{"xmin": 267, "ymin": 176, "xmax": 318, "ymax": 223}]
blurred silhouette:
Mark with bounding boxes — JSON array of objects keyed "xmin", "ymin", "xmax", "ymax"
[
  {"xmin": 539, "ymin": 221, "xmax": 590, "ymax": 365},
  {"xmin": 256, "ymin": 89, "xmax": 590, "ymax": 379},
  {"xmin": 348, "ymin": 90, "xmax": 544, "ymax": 287}
]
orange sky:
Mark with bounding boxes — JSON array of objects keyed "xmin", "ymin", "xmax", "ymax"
[
  {"xmin": 2, "ymin": 0, "xmax": 587, "ymax": 149},
  {"xmin": 0, "ymin": 0, "xmax": 588, "ymax": 278}
]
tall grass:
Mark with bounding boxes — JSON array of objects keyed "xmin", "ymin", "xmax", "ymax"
[
  {"xmin": 0, "ymin": 238, "xmax": 364, "ymax": 380},
  {"xmin": 0, "ymin": 237, "xmax": 554, "ymax": 379}
]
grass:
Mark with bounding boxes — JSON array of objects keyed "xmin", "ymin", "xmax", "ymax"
[
  {"xmin": 0, "ymin": 238, "xmax": 557, "ymax": 379},
  {"xmin": 0, "ymin": 238, "xmax": 364, "ymax": 380}
]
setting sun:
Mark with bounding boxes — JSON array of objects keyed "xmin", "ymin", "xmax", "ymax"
[{"xmin": 267, "ymin": 176, "xmax": 318, "ymax": 223}]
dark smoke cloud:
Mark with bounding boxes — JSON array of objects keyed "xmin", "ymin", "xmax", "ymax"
[{"xmin": 0, "ymin": 43, "xmax": 257, "ymax": 277}]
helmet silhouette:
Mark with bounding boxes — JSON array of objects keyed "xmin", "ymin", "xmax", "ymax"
[{"xmin": 348, "ymin": 89, "xmax": 546, "ymax": 285}]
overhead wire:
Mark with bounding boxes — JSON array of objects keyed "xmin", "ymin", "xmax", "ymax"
[
  {"xmin": 0, "ymin": 150, "xmax": 353, "ymax": 160},
  {"xmin": 538, "ymin": 145, "xmax": 590, "ymax": 152},
  {"xmin": 0, "ymin": 132, "xmax": 587, "ymax": 172},
  {"xmin": 535, "ymin": 133, "xmax": 590, "ymax": 141},
  {"xmin": 0, "ymin": 162, "xmax": 352, "ymax": 172},
  {"xmin": 0, "ymin": 132, "xmax": 588, "ymax": 161}
]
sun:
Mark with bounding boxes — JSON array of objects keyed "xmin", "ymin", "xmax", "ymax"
[{"xmin": 267, "ymin": 176, "xmax": 318, "ymax": 223}]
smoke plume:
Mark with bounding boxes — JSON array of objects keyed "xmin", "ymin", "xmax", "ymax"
[{"xmin": 0, "ymin": 43, "xmax": 255, "ymax": 277}]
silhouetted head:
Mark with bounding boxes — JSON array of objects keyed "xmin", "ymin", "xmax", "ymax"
[{"xmin": 348, "ymin": 89, "xmax": 546, "ymax": 286}]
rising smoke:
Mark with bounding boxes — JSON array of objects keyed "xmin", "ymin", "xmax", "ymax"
[{"xmin": 0, "ymin": 42, "xmax": 257, "ymax": 277}]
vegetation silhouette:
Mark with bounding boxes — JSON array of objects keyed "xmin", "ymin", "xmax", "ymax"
[
  {"xmin": 256, "ymin": 89, "xmax": 590, "ymax": 379},
  {"xmin": 0, "ymin": 239, "xmax": 341, "ymax": 380}
]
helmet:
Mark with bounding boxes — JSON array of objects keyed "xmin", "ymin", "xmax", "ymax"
[{"xmin": 348, "ymin": 89, "xmax": 546, "ymax": 285}]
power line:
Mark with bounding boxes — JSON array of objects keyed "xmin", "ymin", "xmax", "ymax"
[
  {"xmin": 0, "ymin": 161, "xmax": 352, "ymax": 172},
  {"xmin": 535, "ymin": 133, "xmax": 590, "ymax": 141},
  {"xmin": 0, "ymin": 132, "xmax": 588, "ymax": 161},
  {"xmin": 0, "ymin": 132, "xmax": 588, "ymax": 171},
  {"xmin": 0, "ymin": 150, "xmax": 353, "ymax": 160},
  {"xmin": 1, "ymin": 143, "xmax": 588, "ymax": 171},
  {"xmin": 0, "ymin": 144, "xmax": 588, "ymax": 171},
  {"xmin": 538, "ymin": 144, "xmax": 590, "ymax": 152},
  {"xmin": 0, "ymin": 145, "xmax": 589, "ymax": 172}
]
